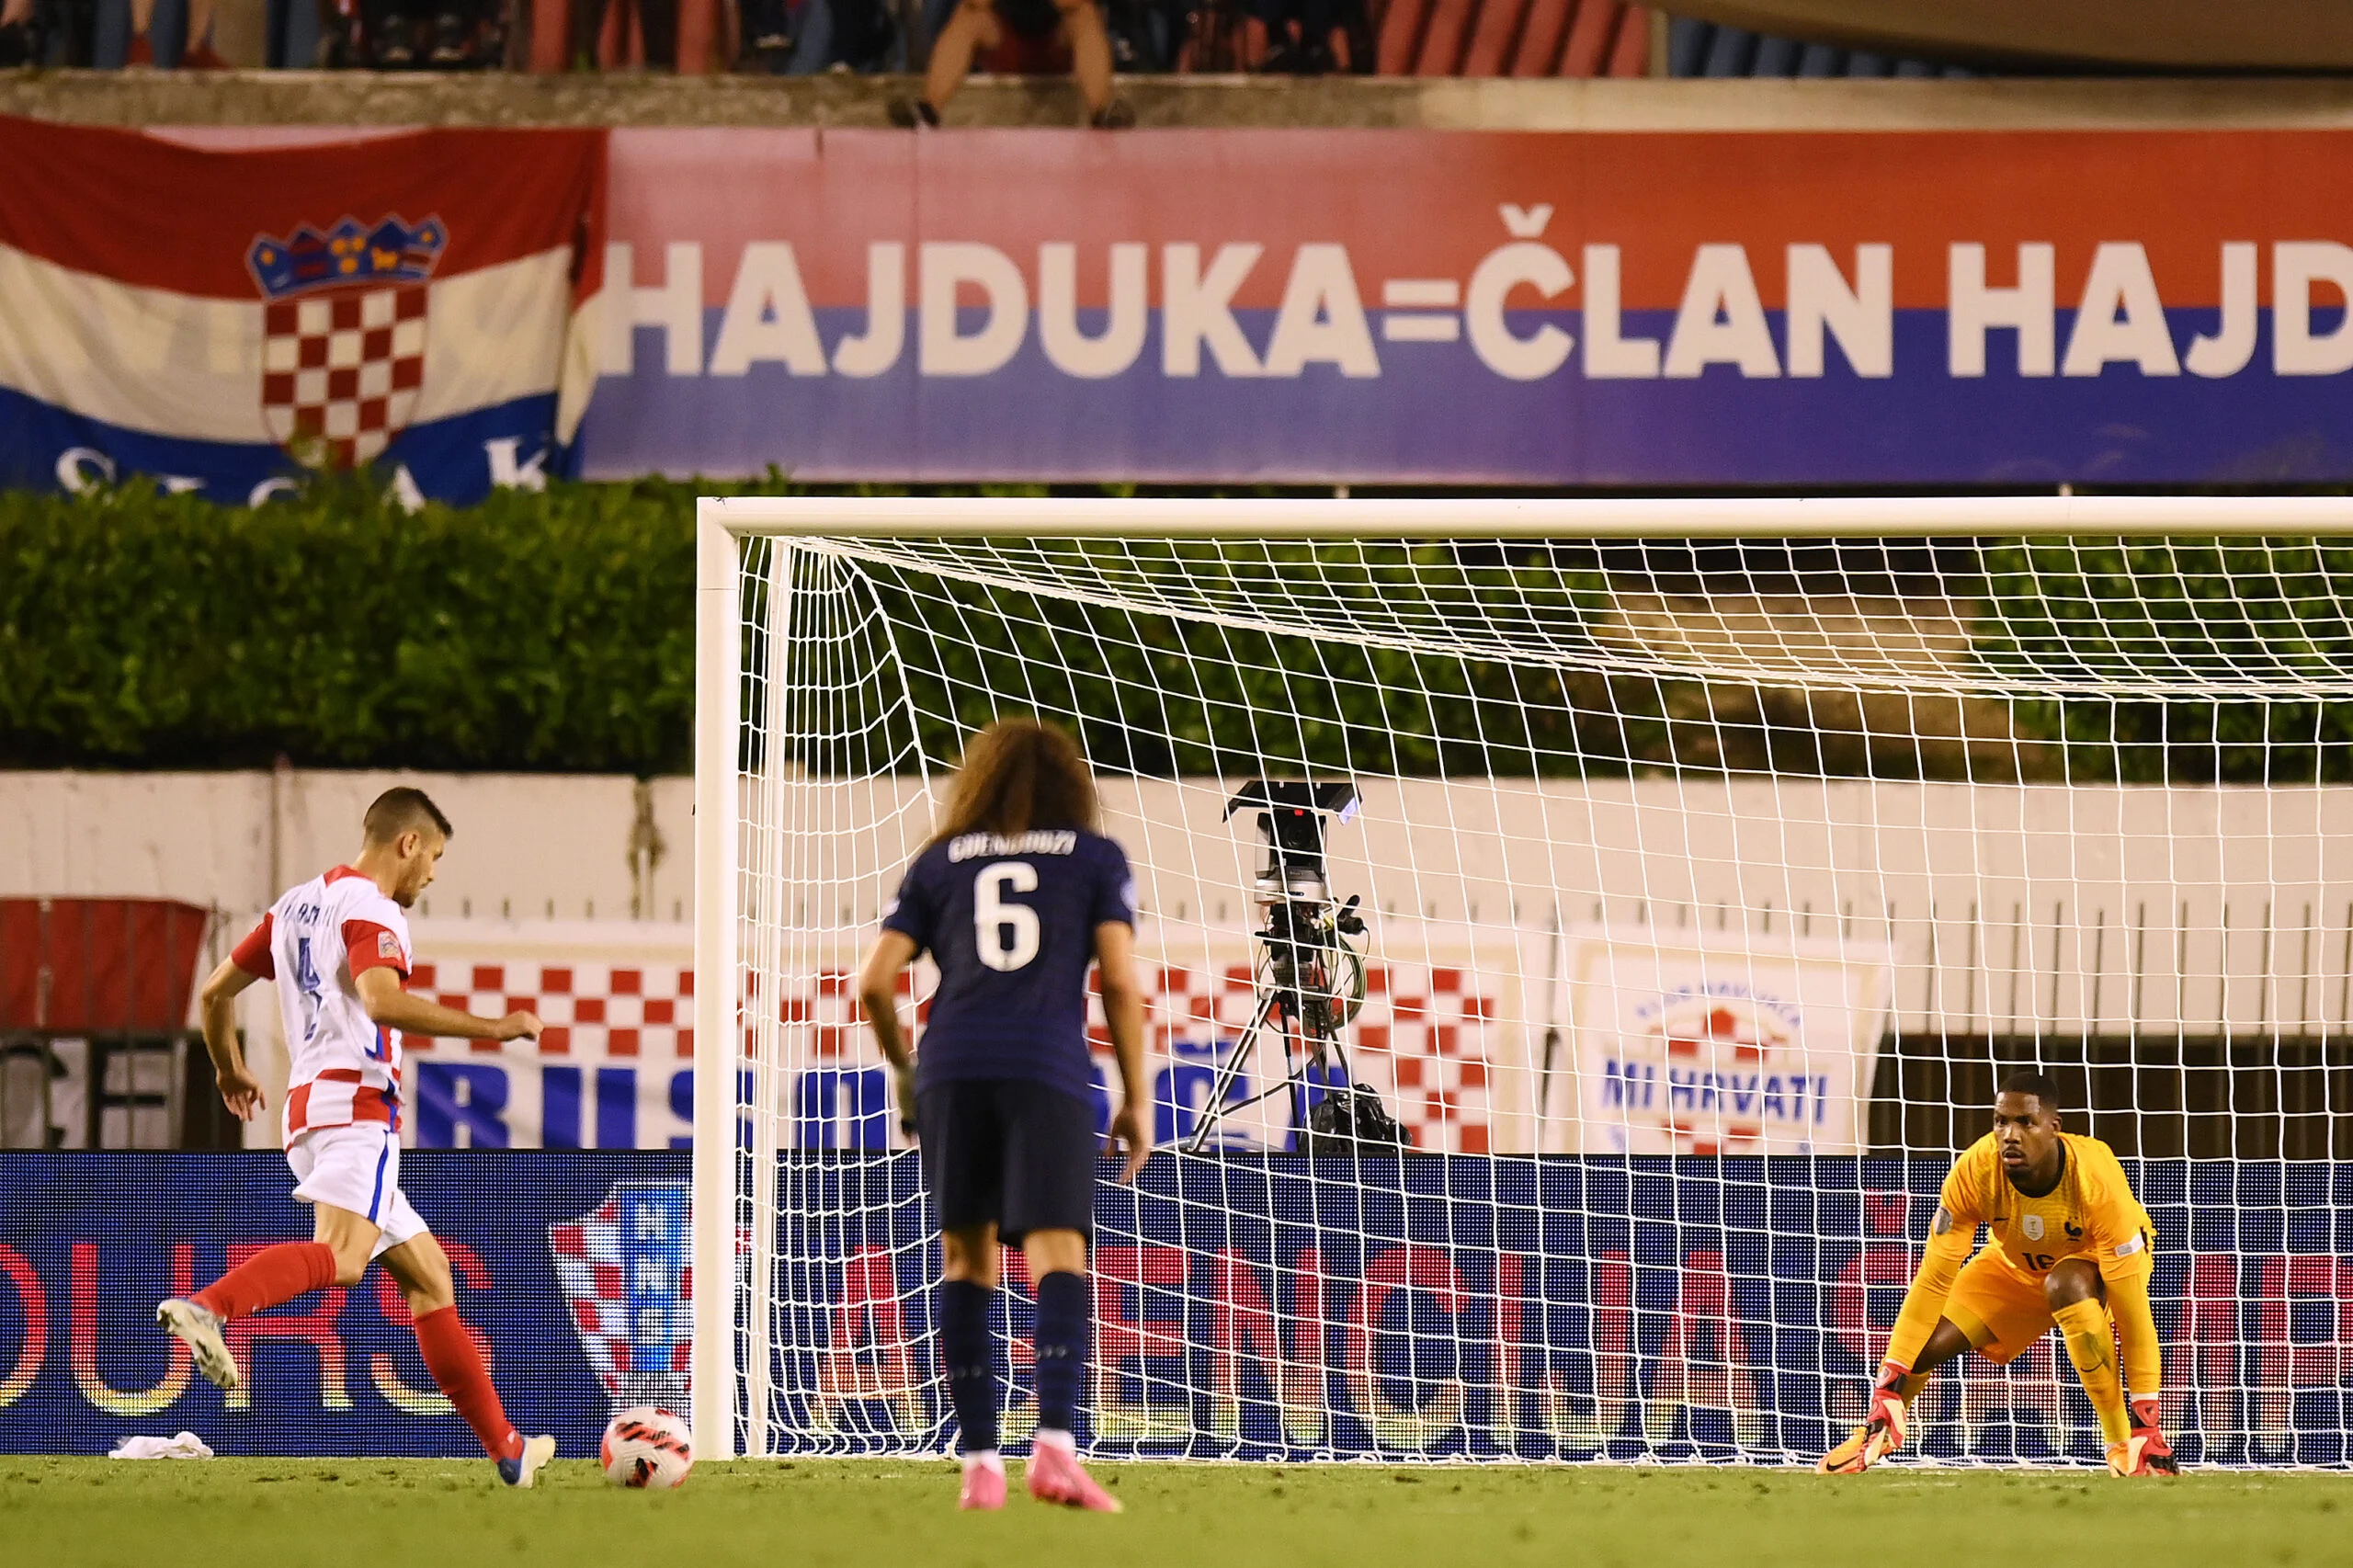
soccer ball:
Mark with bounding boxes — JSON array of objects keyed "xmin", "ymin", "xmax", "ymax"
[{"xmin": 601, "ymin": 1406, "xmax": 694, "ymax": 1490}]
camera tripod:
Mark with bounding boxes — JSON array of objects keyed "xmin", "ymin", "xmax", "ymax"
[{"xmin": 1180, "ymin": 894, "xmax": 1401, "ymax": 1153}]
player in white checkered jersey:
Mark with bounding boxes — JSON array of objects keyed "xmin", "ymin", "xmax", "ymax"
[{"xmin": 156, "ymin": 788, "xmax": 558, "ymax": 1487}]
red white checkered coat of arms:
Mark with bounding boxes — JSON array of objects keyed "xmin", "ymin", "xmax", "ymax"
[{"xmin": 247, "ymin": 215, "xmax": 446, "ymax": 469}]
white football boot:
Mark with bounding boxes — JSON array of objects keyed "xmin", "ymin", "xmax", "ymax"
[
  {"xmin": 156, "ymin": 1299, "xmax": 240, "ymax": 1392},
  {"xmin": 500, "ymin": 1435, "xmax": 559, "ymax": 1488}
]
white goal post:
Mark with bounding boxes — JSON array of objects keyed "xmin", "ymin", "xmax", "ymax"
[{"xmin": 693, "ymin": 494, "xmax": 2353, "ymax": 1468}]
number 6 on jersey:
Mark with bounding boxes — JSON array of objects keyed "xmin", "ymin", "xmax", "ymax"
[{"xmin": 973, "ymin": 860, "xmax": 1040, "ymax": 971}]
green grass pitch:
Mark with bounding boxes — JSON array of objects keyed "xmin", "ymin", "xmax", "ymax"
[{"xmin": 4, "ymin": 1459, "xmax": 2346, "ymax": 1568}]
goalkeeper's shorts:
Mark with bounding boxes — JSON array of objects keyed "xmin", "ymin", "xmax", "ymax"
[
  {"xmin": 1944, "ymin": 1249, "xmax": 2086, "ymax": 1365},
  {"xmin": 916, "ymin": 1077, "xmax": 1097, "ymax": 1246}
]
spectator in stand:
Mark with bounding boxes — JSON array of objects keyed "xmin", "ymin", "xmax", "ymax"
[
  {"xmin": 889, "ymin": 0, "xmax": 1130, "ymax": 128},
  {"xmin": 730, "ymin": 0, "xmax": 893, "ymax": 74},
  {"xmin": 1254, "ymin": 0, "xmax": 1368, "ymax": 73},
  {"xmin": 360, "ymin": 0, "xmax": 501, "ymax": 64},
  {"xmin": 1099, "ymin": 0, "xmax": 1177, "ymax": 71},
  {"xmin": 127, "ymin": 0, "xmax": 228, "ymax": 64},
  {"xmin": 569, "ymin": 0, "xmax": 676, "ymax": 68},
  {"xmin": 314, "ymin": 0, "xmax": 502, "ymax": 65},
  {"xmin": 0, "ymin": 0, "xmax": 32, "ymax": 65},
  {"xmin": 738, "ymin": 0, "xmax": 798, "ymax": 69}
]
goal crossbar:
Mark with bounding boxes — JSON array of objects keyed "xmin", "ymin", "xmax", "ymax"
[{"xmin": 699, "ymin": 493, "xmax": 2353, "ymax": 544}]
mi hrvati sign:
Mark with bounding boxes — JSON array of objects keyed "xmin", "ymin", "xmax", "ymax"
[{"xmin": 1552, "ymin": 927, "xmax": 1893, "ymax": 1155}]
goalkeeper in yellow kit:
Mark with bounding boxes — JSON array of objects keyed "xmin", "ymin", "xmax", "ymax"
[{"xmin": 1820, "ymin": 1070, "xmax": 2178, "ymax": 1477}]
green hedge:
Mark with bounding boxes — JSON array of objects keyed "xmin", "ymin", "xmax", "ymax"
[
  {"xmin": 5, "ymin": 482, "xmax": 2347, "ymax": 783},
  {"xmin": 0, "ymin": 482, "xmax": 1642, "ymax": 778},
  {"xmin": 0, "ymin": 478, "xmax": 701, "ymax": 773},
  {"xmin": 1981, "ymin": 538, "xmax": 2353, "ymax": 783}
]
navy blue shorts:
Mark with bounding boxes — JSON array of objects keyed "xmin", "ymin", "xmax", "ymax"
[{"xmin": 915, "ymin": 1078, "xmax": 1097, "ymax": 1244}]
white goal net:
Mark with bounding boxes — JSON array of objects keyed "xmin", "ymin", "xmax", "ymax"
[{"xmin": 693, "ymin": 496, "xmax": 2353, "ymax": 1469}]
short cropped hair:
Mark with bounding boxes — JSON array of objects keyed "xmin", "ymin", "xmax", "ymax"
[
  {"xmin": 1997, "ymin": 1068, "xmax": 2062, "ymax": 1111},
  {"xmin": 931, "ymin": 719, "xmax": 1099, "ymax": 844},
  {"xmin": 363, "ymin": 786, "xmax": 453, "ymax": 846}
]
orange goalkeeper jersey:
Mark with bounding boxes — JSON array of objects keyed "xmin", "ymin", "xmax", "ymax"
[
  {"xmin": 1884, "ymin": 1129, "xmax": 2162, "ymax": 1387},
  {"xmin": 1935, "ymin": 1131, "xmax": 2155, "ymax": 1281}
]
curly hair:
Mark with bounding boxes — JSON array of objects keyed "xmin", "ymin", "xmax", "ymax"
[{"xmin": 930, "ymin": 719, "xmax": 1100, "ymax": 843}]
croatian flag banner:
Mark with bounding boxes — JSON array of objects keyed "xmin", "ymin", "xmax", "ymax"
[{"xmin": 0, "ymin": 120, "xmax": 605, "ymax": 506}]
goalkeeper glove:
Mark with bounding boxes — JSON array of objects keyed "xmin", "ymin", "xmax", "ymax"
[
  {"xmin": 1822, "ymin": 1359, "xmax": 1912, "ymax": 1471},
  {"xmin": 1861, "ymin": 1359, "xmax": 1912, "ymax": 1465},
  {"xmin": 2109, "ymin": 1396, "xmax": 2179, "ymax": 1477}
]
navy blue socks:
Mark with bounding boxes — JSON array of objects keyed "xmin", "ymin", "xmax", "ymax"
[
  {"xmin": 941, "ymin": 1270, "xmax": 1091, "ymax": 1450},
  {"xmin": 938, "ymin": 1278, "xmax": 998, "ymax": 1455},
  {"xmin": 1033, "ymin": 1270, "xmax": 1091, "ymax": 1438}
]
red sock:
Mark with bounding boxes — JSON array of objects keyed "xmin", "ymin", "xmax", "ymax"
[
  {"xmin": 191, "ymin": 1242, "xmax": 336, "ymax": 1322},
  {"xmin": 415, "ymin": 1305, "xmax": 524, "ymax": 1462}
]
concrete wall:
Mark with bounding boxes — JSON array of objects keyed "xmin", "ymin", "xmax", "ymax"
[
  {"xmin": 753, "ymin": 774, "xmax": 2353, "ymax": 1039},
  {"xmin": 1, "ymin": 768, "xmax": 692, "ymax": 926},
  {"xmin": 12, "ymin": 767, "xmax": 2345, "ymax": 1036},
  {"xmin": 9, "ymin": 71, "xmax": 2353, "ymax": 131}
]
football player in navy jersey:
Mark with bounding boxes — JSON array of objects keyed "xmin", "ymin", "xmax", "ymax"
[{"xmin": 858, "ymin": 718, "xmax": 1149, "ymax": 1514}]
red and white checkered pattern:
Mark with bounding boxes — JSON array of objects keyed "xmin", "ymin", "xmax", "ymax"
[
  {"xmin": 549, "ymin": 1196, "xmax": 658, "ymax": 1396},
  {"xmin": 406, "ymin": 955, "xmax": 1498, "ymax": 1151},
  {"xmin": 1136, "ymin": 962, "xmax": 1501, "ymax": 1153},
  {"xmin": 550, "ymin": 1184, "xmax": 751, "ymax": 1413},
  {"xmin": 404, "ymin": 960, "xmax": 695, "ymax": 1060},
  {"xmin": 547, "ymin": 1193, "xmax": 690, "ymax": 1403},
  {"xmin": 790, "ymin": 968, "xmax": 918, "ymax": 1061},
  {"xmin": 261, "ymin": 285, "xmax": 427, "ymax": 467}
]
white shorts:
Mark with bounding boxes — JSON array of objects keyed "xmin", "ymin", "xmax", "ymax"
[{"xmin": 287, "ymin": 1123, "xmax": 428, "ymax": 1260}]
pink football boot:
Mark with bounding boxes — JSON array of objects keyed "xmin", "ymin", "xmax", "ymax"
[
  {"xmin": 958, "ymin": 1457, "xmax": 1006, "ymax": 1511},
  {"xmin": 1026, "ymin": 1440, "xmax": 1122, "ymax": 1513}
]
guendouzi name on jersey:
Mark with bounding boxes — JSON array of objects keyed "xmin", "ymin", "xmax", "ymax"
[
  {"xmin": 881, "ymin": 828, "xmax": 1136, "ymax": 1103},
  {"xmin": 231, "ymin": 865, "xmax": 414, "ymax": 1136}
]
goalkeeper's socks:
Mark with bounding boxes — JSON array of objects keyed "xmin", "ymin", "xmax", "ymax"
[
  {"xmin": 191, "ymin": 1241, "xmax": 335, "ymax": 1321},
  {"xmin": 414, "ymin": 1305, "xmax": 525, "ymax": 1463},
  {"xmin": 938, "ymin": 1278, "xmax": 999, "ymax": 1454},
  {"xmin": 2054, "ymin": 1297, "xmax": 2131, "ymax": 1446},
  {"xmin": 1033, "ymin": 1270, "xmax": 1091, "ymax": 1437}
]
